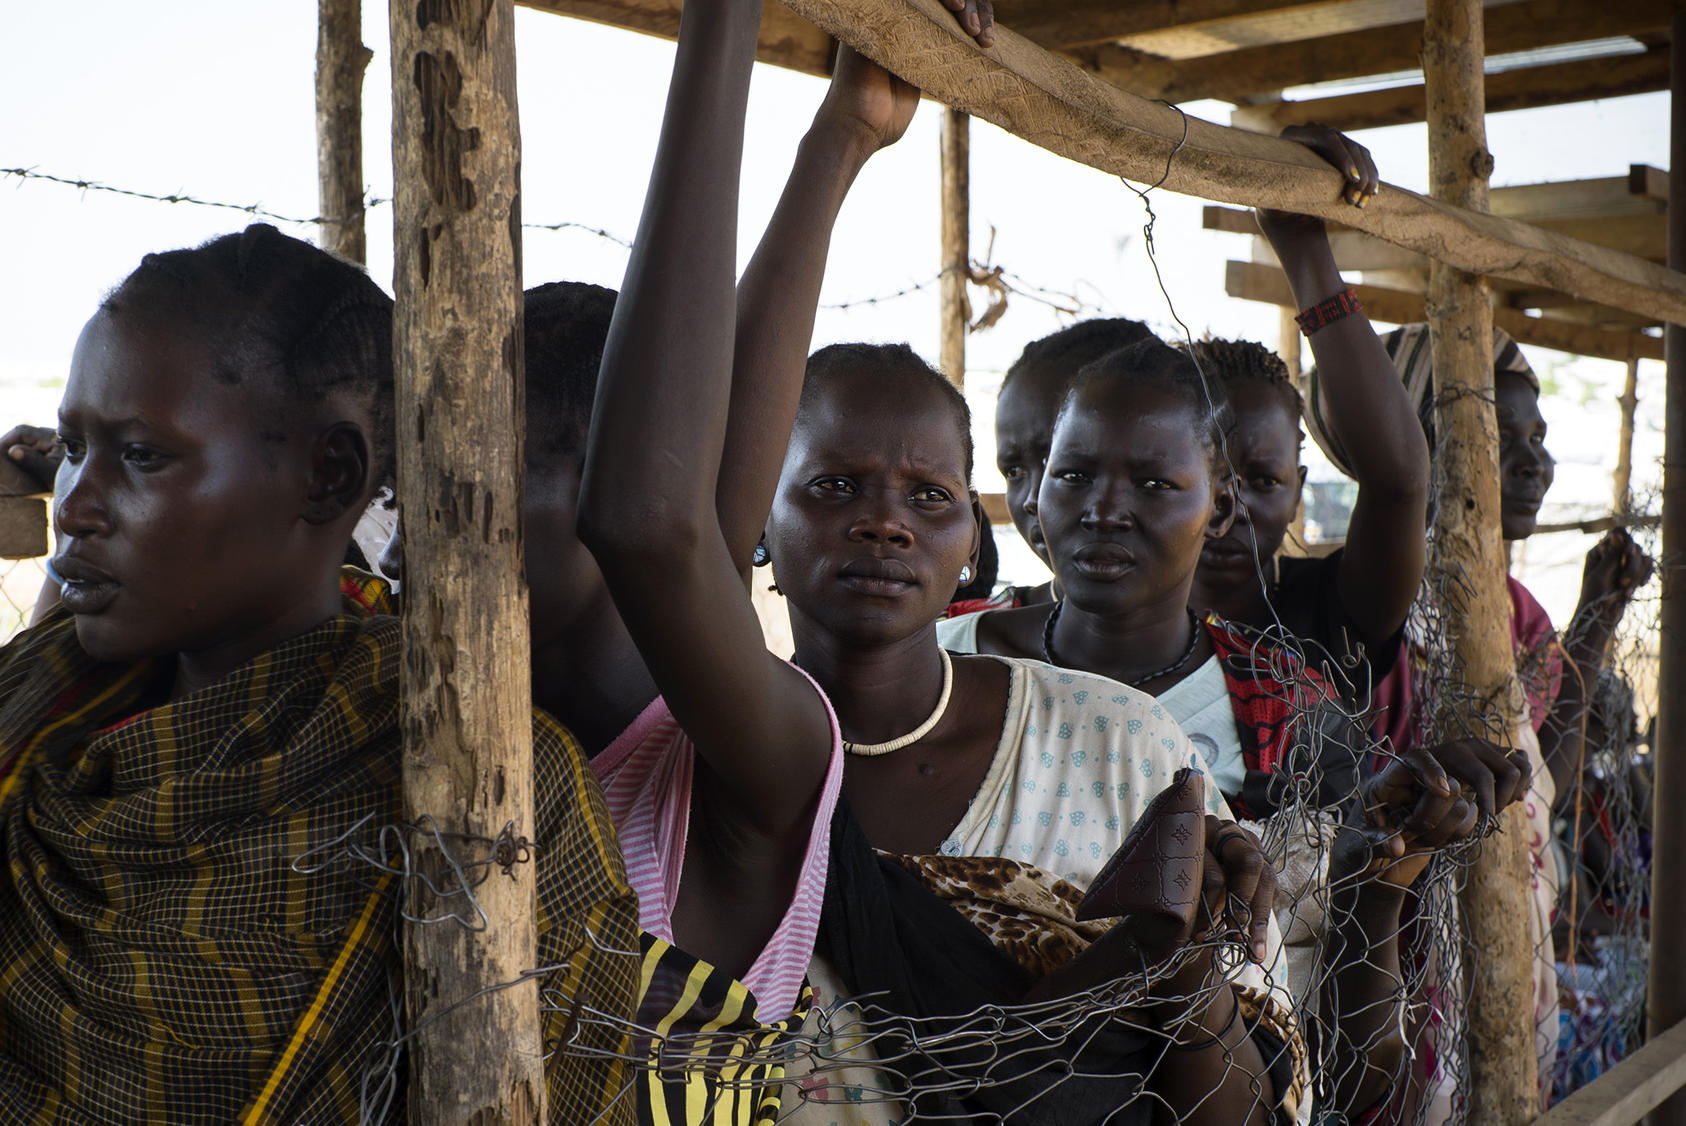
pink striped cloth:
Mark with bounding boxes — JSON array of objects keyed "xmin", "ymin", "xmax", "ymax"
[{"xmin": 589, "ymin": 666, "xmax": 843, "ymax": 1022}]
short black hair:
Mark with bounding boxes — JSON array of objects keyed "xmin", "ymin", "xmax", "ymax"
[
  {"xmin": 1060, "ymin": 336, "xmax": 1235, "ymax": 476},
  {"xmin": 102, "ymin": 223, "xmax": 394, "ymax": 482},
  {"xmin": 1001, "ymin": 318, "xmax": 1156, "ymax": 399},
  {"xmin": 801, "ymin": 342, "xmax": 973, "ymax": 480},
  {"xmin": 523, "ymin": 281, "xmax": 618, "ymax": 465},
  {"xmin": 1181, "ymin": 337, "xmax": 1303, "ymax": 421}
]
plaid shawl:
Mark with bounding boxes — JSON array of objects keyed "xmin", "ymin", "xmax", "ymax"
[
  {"xmin": 0, "ymin": 574, "xmax": 641, "ymax": 1126},
  {"xmin": 1201, "ymin": 613, "xmax": 1362, "ymax": 821}
]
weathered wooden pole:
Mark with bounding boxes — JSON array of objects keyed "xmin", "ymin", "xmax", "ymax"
[
  {"xmin": 317, "ymin": 0, "xmax": 371, "ymax": 263},
  {"xmin": 1424, "ymin": 1, "xmax": 1538, "ymax": 1122},
  {"xmin": 1614, "ymin": 357, "xmax": 1640, "ymax": 516},
  {"xmin": 1646, "ymin": 14, "xmax": 1686, "ymax": 1126},
  {"xmin": 939, "ymin": 106, "xmax": 969, "ymax": 387},
  {"xmin": 389, "ymin": 2, "xmax": 542, "ymax": 1123}
]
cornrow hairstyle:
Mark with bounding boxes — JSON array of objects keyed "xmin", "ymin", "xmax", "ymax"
[
  {"xmin": 101, "ymin": 223, "xmax": 395, "ymax": 483},
  {"xmin": 1000, "ymin": 317, "xmax": 1155, "ymax": 399},
  {"xmin": 523, "ymin": 281, "xmax": 618, "ymax": 465},
  {"xmin": 801, "ymin": 342, "xmax": 974, "ymax": 480},
  {"xmin": 1059, "ymin": 336, "xmax": 1236, "ymax": 477},
  {"xmin": 1181, "ymin": 336, "xmax": 1304, "ymax": 421}
]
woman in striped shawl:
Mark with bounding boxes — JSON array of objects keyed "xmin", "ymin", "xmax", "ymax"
[{"xmin": 0, "ymin": 227, "xmax": 641, "ymax": 1126}]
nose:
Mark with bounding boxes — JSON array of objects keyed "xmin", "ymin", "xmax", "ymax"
[
  {"xmin": 1079, "ymin": 481, "xmax": 1135, "ymax": 533},
  {"xmin": 1020, "ymin": 468, "xmax": 1044, "ymax": 517},
  {"xmin": 847, "ymin": 493, "xmax": 913, "ymax": 547},
  {"xmin": 53, "ymin": 455, "xmax": 111, "ymax": 540}
]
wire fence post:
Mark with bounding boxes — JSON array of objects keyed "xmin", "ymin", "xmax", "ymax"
[
  {"xmin": 1424, "ymin": 0, "xmax": 1539, "ymax": 1121},
  {"xmin": 388, "ymin": 1, "xmax": 542, "ymax": 1122},
  {"xmin": 939, "ymin": 105, "xmax": 969, "ymax": 388},
  {"xmin": 1646, "ymin": 14, "xmax": 1686, "ymax": 1126},
  {"xmin": 317, "ymin": 0, "xmax": 370, "ymax": 263}
]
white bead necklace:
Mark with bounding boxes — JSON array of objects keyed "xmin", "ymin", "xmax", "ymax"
[{"xmin": 843, "ymin": 649, "xmax": 954, "ymax": 757}]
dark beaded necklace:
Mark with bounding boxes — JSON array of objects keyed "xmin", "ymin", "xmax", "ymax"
[{"xmin": 1040, "ymin": 601, "xmax": 1203, "ymax": 687}]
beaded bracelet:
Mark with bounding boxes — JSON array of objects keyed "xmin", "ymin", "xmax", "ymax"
[{"xmin": 1295, "ymin": 286, "xmax": 1364, "ymax": 335}]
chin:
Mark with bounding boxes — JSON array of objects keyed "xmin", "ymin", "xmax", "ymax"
[{"xmin": 72, "ymin": 619, "xmax": 155, "ymax": 664}]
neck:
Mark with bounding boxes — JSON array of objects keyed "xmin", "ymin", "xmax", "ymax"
[
  {"xmin": 1189, "ymin": 563, "xmax": 1270, "ymax": 629},
  {"xmin": 173, "ymin": 570, "xmax": 346, "ymax": 698},
  {"xmin": 790, "ymin": 616, "xmax": 948, "ymax": 747},
  {"xmin": 1050, "ymin": 590, "xmax": 1205, "ymax": 691},
  {"xmin": 529, "ymin": 594, "xmax": 656, "ymax": 756}
]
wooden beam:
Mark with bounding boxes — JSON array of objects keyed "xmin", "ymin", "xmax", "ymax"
[
  {"xmin": 773, "ymin": 0, "xmax": 1686, "ymax": 326},
  {"xmin": 388, "ymin": 0, "xmax": 542, "ymax": 1122},
  {"xmin": 980, "ymin": 491, "xmax": 1009, "ymax": 524},
  {"xmin": 517, "ymin": 0, "xmax": 835, "ymax": 76},
  {"xmin": 1424, "ymin": 1, "xmax": 1537, "ymax": 1119},
  {"xmin": 1002, "ymin": 0, "xmax": 1352, "ymax": 52},
  {"xmin": 940, "ymin": 107, "xmax": 969, "ymax": 386},
  {"xmin": 1614, "ymin": 357, "xmax": 1641, "ymax": 515},
  {"xmin": 1236, "ymin": 46, "xmax": 1671, "ymax": 132},
  {"xmin": 1225, "ymin": 260, "xmax": 1666, "ymax": 361},
  {"xmin": 316, "ymin": 0, "xmax": 371, "ymax": 263},
  {"xmin": 0, "ymin": 497, "xmax": 47, "ymax": 561},
  {"xmin": 1528, "ymin": 1017, "xmax": 1686, "ymax": 1126},
  {"xmin": 1070, "ymin": 0, "xmax": 1678, "ymax": 106}
]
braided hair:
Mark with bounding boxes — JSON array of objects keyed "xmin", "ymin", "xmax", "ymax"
[
  {"xmin": 101, "ymin": 223, "xmax": 395, "ymax": 482},
  {"xmin": 1001, "ymin": 317, "xmax": 1154, "ymax": 398},
  {"xmin": 1181, "ymin": 336, "xmax": 1303, "ymax": 424},
  {"xmin": 523, "ymin": 281, "xmax": 618, "ymax": 466}
]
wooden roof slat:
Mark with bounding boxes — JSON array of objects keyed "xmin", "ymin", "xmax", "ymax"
[
  {"xmin": 768, "ymin": 0, "xmax": 1686, "ymax": 325},
  {"xmin": 1111, "ymin": 0, "xmax": 1518, "ymax": 61},
  {"xmin": 1000, "ymin": 0, "xmax": 1361, "ymax": 54},
  {"xmin": 516, "ymin": 0, "xmax": 835, "ymax": 75},
  {"xmin": 1069, "ymin": 0, "xmax": 1678, "ymax": 106},
  {"xmin": 1225, "ymin": 259, "xmax": 1665, "ymax": 360},
  {"xmin": 1232, "ymin": 45, "xmax": 1670, "ymax": 131}
]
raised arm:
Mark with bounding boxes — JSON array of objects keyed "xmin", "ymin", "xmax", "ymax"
[
  {"xmin": 578, "ymin": 0, "xmax": 831, "ymax": 846},
  {"xmin": 716, "ymin": 48, "xmax": 916, "ymax": 570},
  {"xmin": 1258, "ymin": 127, "xmax": 1430, "ymax": 652}
]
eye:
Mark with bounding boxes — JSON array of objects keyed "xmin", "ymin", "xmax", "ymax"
[
  {"xmin": 911, "ymin": 486, "xmax": 955, "ymax": 505},
  {"xmin": 1051, "ymin": 468, "xmax": 1091, "ymax": 485},
  {"xmin": 1248, "ymin": 475, "xmax": 1281, "ymax": 490},
  {"xmin": 58, "ymin": 434, "xmax": 84, "ymax": 463},
  {"xmin": 810, "ymin": 476, "xmax": 856, "ymax": 496},
  {"xmin": 122, "ymin": 445, "xmax": 169, "ymax": 470},
  {"xmin": 1000, "ymin": 464, "xmax": 1025, "ymax": 481},
  {"xmin": 1139, "ymin": 478, "xmax": 1176, "ymax": 492}
]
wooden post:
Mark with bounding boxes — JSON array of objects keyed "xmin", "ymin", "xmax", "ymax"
[
  {"xmin": 939, "ymin": 106, "xmax": 969, "ymax": 388},
  {"xmin": 1647, "ymin": 15, "xmax": 1686, "ymax": 1126},
  {"xmin": 1277, "ymin": 306, "xmax": 1303, "ymax": 383},
  {"xmin": 1424, "ymin": 1, "xmax": 1538, "ymax": 1123},
  {"xmin": 1614, "ymin": 357, "xmax": 1640, "ymax": 516},
  {"xmin": 388, "ymin": 2, "xmax": 541, "ymax": 1123},
  {"xmin": 317, "ymin": 0, "xmax": 371, "ymax": 263}
]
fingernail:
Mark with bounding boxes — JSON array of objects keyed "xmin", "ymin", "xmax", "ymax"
[{"xmin": 1349, "ymin": 166, "xmax": 1360, "ymax": 178}]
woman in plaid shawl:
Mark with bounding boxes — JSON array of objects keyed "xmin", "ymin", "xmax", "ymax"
[{"xmin": 0, "ymin": 227, "xmax": 641, "ymax": 1126}]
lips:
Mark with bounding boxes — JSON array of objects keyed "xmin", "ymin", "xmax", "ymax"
[
  {"xmin": 53, "ymin": 556, "xmax": 120, "ymax": 615},
  {"xmin": 838, "ymin": 557, "xmax": 918, "ymax": 597},
  {"xmin": 1070, "ymin": 541, "xmax": 1136, "ymax": 580},
  {"xmin": 1201, "ymin": 538, "xmax": 1256, "ymax": 567}
]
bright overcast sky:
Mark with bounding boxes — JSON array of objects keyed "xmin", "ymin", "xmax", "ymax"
[{"xmin": 1, "ymin": 1, "xmax": 1671, "ymax": 619}]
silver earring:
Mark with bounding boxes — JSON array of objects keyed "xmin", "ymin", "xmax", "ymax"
[
  {"xmin": 752, "ymin": 542, "xmax": 770, "ymax": 567},
  {"xmin": 959, "ymin": 565, "xmax": 973, "ymax": 585}
]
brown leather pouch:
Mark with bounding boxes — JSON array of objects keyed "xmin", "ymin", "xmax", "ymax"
[{"xmin": 1075, "ymin": 766, "xmax": 1207, "ymax": 933}]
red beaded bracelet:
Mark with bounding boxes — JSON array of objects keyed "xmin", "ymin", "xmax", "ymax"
[{"xmin": 1295, "ymin": 286, "xmax": 1364, "ymax": 335}]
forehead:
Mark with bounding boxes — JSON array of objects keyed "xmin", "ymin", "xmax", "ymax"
[
  {"xmin": 1494, "ymin": 371, "xmax": 1543, "ymax": 423},
  {"xmin": 62, "ymin": 310, "xmax": 261, "ymax": 431},
  {"xmin": 995, "ymin": 363, "xmax": 1074, "ymax": 442},
  {"xmin": 791, "ymin": 372, "xmax": 968, "ymax": 478},
  {"xmin": 1053, "ymin": 382, "xmax": 1209, "ymax": 461},
  {"xmin": 1224, "ymin": 383, "xmax": 1300, "ymax": 460}
]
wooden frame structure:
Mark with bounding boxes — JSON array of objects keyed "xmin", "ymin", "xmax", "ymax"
[{"xmin": 308, "ymin": 0, "xmax": 1686, "ymax": 1122}]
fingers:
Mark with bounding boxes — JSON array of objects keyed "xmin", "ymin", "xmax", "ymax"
[
  {"xmin": 5, "ymin": 439, "xmax": 60, "ymax": 491},
  {"xmin": 1279, "ymin": 123, "xmax": 1378, "ymax": 208},
  {"xmin": 944, "ymin": 0, "xmax": 994, "ymax": 45},
  {"xmin": 1365, "ymin": 747, "xmax": 1454, "ymax": 837},
  {"xmin": 1207, "ymin": 816, "xmax": 1272, "ymax": 964}
]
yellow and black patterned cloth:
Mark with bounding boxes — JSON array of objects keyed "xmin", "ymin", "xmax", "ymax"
[
  {"xmin": 622, "ymin": 933, "xmax": 810, "ymax": 1126},
  {"xmin": 0, "ymin": 572, "xmax": 642, "ymax": 1126}
]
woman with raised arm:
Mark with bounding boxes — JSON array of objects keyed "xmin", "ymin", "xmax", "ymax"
[{"xmin": 1185, "ymin": 127, "xmax": 1429, "ymax": 708}]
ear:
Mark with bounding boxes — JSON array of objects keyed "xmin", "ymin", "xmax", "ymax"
[
  {"xmin": 303, "ymin": 422, "xmax": 372, "ymax": 526},
  {"xmin": 968, "ymin": 490, "xmax": 987, "ymax": 575},
  {"xmin": 1207, "ymin": 472, "xmax": 1238, "ymax": 540}
]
